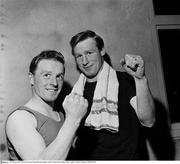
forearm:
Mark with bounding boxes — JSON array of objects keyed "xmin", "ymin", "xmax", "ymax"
[
  {"xmin": 34, "ymin": 117, "xmax": 79, "ymax": 160},
  {"xmin": 134, "ymin": 76, "xmax": 155, "ymax": 127}
]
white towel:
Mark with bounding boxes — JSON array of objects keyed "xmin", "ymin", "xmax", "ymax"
[{"xmin": 71, "ymin": 61, "xmax": 119, "ymax": 132}]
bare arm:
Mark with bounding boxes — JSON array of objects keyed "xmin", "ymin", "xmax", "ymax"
[
  {"xmin": 6, "ymin": 93, "xmax": 88, "ymax": 160},
  {"xmin": 120, "ymin": 54, "xmax": 155, "ymax": 127}
]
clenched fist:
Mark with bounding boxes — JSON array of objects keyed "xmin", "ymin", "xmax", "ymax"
[
  {"xmin": 62, "ymin": 93, "xmax": 88, "ymax": 123},
  {"xmin": 120, "ymin": 54, "xmax": 145, "ymax": 79}
]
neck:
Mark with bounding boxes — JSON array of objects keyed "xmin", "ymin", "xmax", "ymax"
[{"xmin": 25, "ymin": 94, "xmax": 54, "ymax": 114}]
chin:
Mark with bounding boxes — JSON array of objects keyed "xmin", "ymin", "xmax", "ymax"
[
  {"xmin": 44, "ymin": 96, "xmax": 57, "ymax": 103},
  {"xmin": 83, "ymin": 70, "xmax": 95, "ymax": 77}
]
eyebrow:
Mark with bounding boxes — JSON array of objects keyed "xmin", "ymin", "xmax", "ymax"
[
  {"xmin": 40, "ymin": 71, "xmax": 52, "ymax": 74},
  {"xmin": 40, "ymin": 71, "xmax": 64, "ymax": 75}
]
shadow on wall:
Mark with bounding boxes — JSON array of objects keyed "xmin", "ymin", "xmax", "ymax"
[
  {"xmin": 103, "ymin": 53, "xmax": 112, "ymax": 67},
  {"xmin": 147, "ymin": 99, "xmax": 175, "ymax": 160}
]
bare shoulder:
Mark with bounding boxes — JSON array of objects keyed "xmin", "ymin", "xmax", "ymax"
[
  {"xmin": 6, "ymin": 110, "xmax": 37, "ymax": 136},
  {"xmin": 5, "ymin": 110, "xmax": 46, "ymax": 160}
]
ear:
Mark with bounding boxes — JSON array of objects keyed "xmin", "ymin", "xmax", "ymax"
[
  {"xmin": 28, "ymin": 72, "xmax": 34, "ymax": 86},
  {"xmin": 100, "ymin": 48, "xmax": 106, "ymax": 57}
]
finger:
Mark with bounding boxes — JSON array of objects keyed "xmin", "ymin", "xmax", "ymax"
[
  {"xmin": 67, "ymin": 93, "xmax": 75, "ymax": 102},
  {"xmin": 81, "ymin": 97, "xmax": 88, "ymax": 106},
  {"xmin": 62, "ymin": 95, "xmax": 69, "ymax": 106},
  {"xmin": 125, "ymin": 55, "xmax": 142, "ymax": 71},
  {"xmin": 84, "ymin": 98, "xmax": 88, "ymax": 107},
  {"xmin": 72, "ymin": 94, "xmax": 84, "ymax": 104},
  {"xmin": 79, "ymin": 95, "xmax": 84, "ymax": 103},
  {"xmin": 120, "ymin": 58, "xmax": 125, "ymax": 67},
  {"xmin": 127, "ymin": 54, "xmax": 143, "ymax": 65},
  {"xmin": 136, "ymin": 56, "xmax": 144, "ymax": 68},
  {"xmin": 124, "ymin": 64, "xmax": 136, "ymax": 75},
  {"xmin": 64, "ymin": 94, "xmax": 70, "ymax": 101},
  {"xmin": 127, "ymin": 64, "xmax": 138, "ymax": 72}
]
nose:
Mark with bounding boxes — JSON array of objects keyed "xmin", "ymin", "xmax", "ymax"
[
  {"xmin": 50, "ymin": 77, "xmax": 58, "ymax": 87},
  {"xmin": 82, "ymin": 55, "xmax": 88, "ymax": 66}
]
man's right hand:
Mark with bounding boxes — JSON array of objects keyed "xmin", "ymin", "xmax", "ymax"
[{"xmin": 62, "ymin": 93, "xmax": 88, "ymax": 123}]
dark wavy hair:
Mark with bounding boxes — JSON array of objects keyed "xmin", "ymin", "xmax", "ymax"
[
  {"xmin": 29, "ymin": 50, "xmax": 65, "ymax": 74},
  {"xmin": 70, "ymin": 30, "xmax": 104, "ymax": 56}
]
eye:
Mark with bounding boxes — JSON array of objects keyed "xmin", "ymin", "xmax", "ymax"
[
  {"xmin": 87, "ymin": 51, "xmax": 93, "ymax": 55},
  {"xmin": 86, "ymin": 51, "xmax": 95, "ymax": 56},
  {"xmin": 75, "ymin": 54, "xmax": 82, "ymax": 59},
  {"xmin": 43, "ymin": 74, "xmax": 51, "ymax": 78},
  {"xmin": 56, "ymin": 74, "xmax": 64, "ymax": 80}
]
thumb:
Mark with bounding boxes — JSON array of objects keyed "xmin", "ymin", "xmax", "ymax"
[
  {"xmin": 120, "ymin": 58, "xmax": 125, "ymax": 67},
  {"xmin": 62, "ymin": 95, "xmax": 68, "ymax": 107}
]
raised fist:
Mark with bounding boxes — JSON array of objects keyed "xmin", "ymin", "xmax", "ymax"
[
  {"xmin": 120, "ymin": 54, "xmax": 145, "ymax": 79},
  {"xmin": 62, "ymin": 93, "xmax": 88, "ymax": 123}
]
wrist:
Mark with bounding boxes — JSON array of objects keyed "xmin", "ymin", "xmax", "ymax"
[
  {"xmin": 65, "ymin": 115, "xmax": 81, "ymax": 127},
  {"xmin": 134, "ymin": 76, "xmax": 148, "ymax": 88},
  {"xmin": 134, "ymin": 75, "xmax": 147, "ymax": 82}
]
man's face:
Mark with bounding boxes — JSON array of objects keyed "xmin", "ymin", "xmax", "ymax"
[
  {"xmin": 74, "ymin": 38, "xmax": 104, "ymax": 82},
  {"xmin": 30, "ymin": 59, "xmax": 64, "ymax": 103}
]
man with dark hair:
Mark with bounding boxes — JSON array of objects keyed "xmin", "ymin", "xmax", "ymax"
[
  {"xmin": 69, "ymin": 30, "xmax": 155, "ymax": 160},
  {"xmin": 6, "ymin": 50, "xmax": 88, "ymax": 160}
]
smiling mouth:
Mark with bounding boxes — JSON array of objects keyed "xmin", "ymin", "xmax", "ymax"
[
  {"xmin": 46, "ymin": 88, "xmax": 58, "ymax": 92},
  {"xmin": 84, "ymin": 65, "xmax": 92, "ymax": 70}
]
